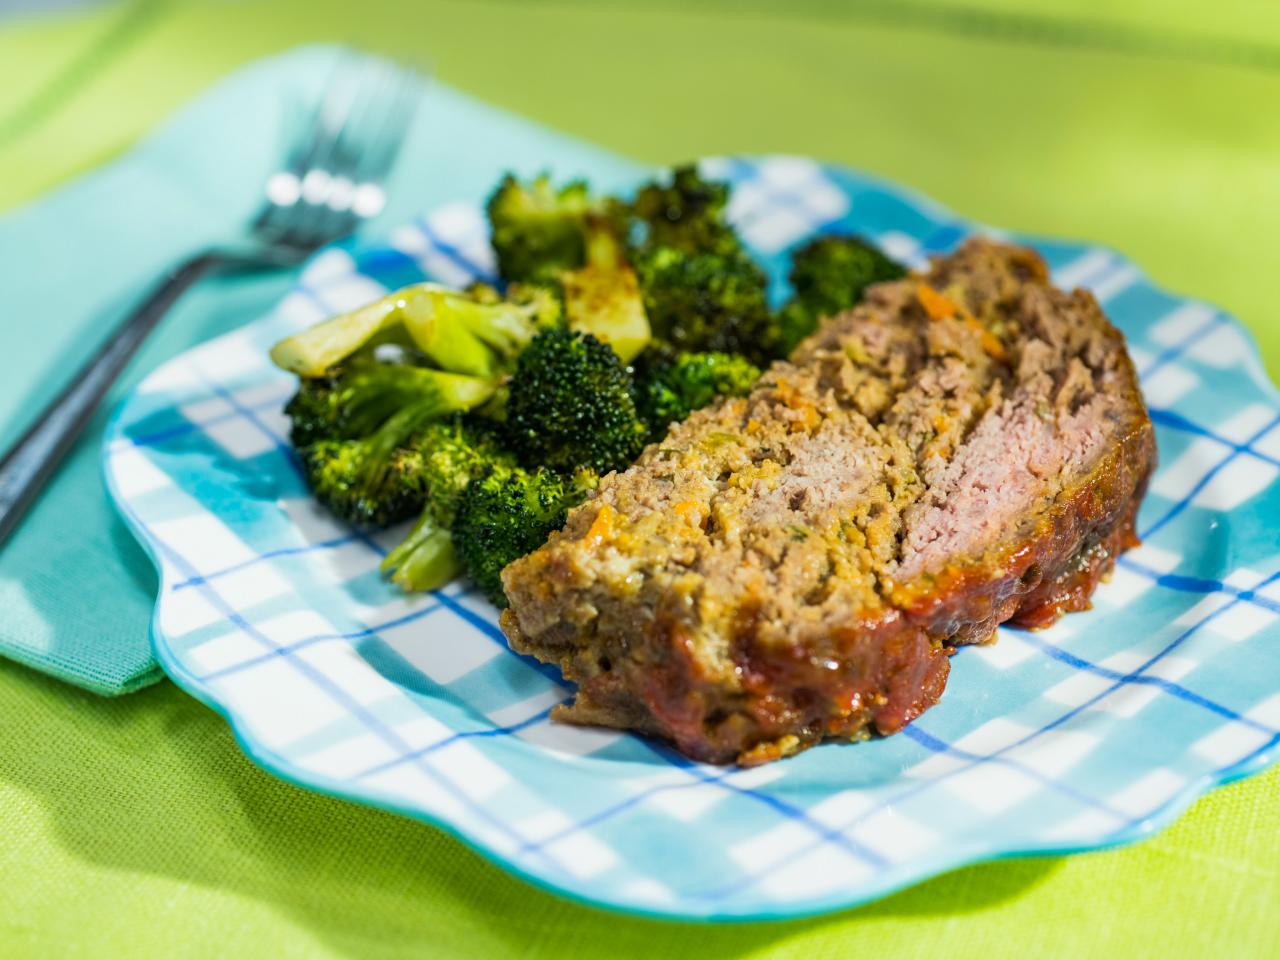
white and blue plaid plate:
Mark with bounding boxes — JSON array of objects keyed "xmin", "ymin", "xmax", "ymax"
[{"xmin": 103, "ymin": 157, "xmax": 1280, "ymax": 921}]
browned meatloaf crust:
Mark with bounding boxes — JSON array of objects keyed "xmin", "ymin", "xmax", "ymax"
[{"xmin": 500, "ymin": 238, "xmax": 1156, "ymax": 765}]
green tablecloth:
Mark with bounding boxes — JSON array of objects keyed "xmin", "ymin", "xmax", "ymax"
[{"xmin": 2, "ymin": 1, "xmax": 1278, "ymax": 956}]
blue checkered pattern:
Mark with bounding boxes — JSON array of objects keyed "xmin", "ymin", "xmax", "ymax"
[{"xmin": 103, "ymin": 157, "xmax": 1280, "ymax": 921}]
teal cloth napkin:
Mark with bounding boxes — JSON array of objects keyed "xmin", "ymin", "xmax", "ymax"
[{"xmin": 0, "ymin": 46, "xmax": 645, "ymax": 695}]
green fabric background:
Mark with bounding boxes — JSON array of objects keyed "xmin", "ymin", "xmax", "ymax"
[{"xmin": 1, "ymin": 1, "xmax": 1278, "ymax": 956}]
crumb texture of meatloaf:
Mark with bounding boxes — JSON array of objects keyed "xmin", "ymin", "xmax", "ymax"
[{"xmin": 500, "ymin": 238, "xmax": 1156, "ymax": 765}]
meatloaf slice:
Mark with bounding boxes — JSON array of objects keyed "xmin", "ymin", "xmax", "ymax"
[{"xmin": 500, "ymin": 238, "xmax": 1156, "ymax": 765}]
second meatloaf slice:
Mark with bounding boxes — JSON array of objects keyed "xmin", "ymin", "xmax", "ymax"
[{"xmin": 500, "ymin": 238, "xmax": 1156, "ymax": 765}]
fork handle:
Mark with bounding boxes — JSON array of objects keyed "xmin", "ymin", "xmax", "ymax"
[{"xmin": 0, "ymin": 251, "xmax": 221, "ymax": 547}]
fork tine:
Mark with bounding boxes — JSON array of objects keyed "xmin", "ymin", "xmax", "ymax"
[
  {"xmin": 266, "ymin": 55, "xmax": 424, "ymax": 253},
  {"xmin": 324, "ymin": 58, "xmax": 420, "ymax": 231},
  {"xmin": 254, "ymin": 53, "xmax": 357, "ymax": 238},
  {"xmin": 258, "ymin": 54, "xmax": 423, "ymax": 254},
  {"xmin": 273, "ymin": 56, "xmax": 391, "ymax": 248},
  {"xmin": 350, "ymin": 61, "xmax": 424, "ymax": 194},
  {"xmin": 314, "ymin": 58, "xmax": 422, "ymax": 233}
]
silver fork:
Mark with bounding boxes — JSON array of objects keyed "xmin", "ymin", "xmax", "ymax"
[{"xmin": 0, "ymin": 52, "xmax": 423, "ymax": 546}]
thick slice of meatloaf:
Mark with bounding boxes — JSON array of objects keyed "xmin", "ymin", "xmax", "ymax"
[{"xmin": 500, "ymin": 238, "xmax": 1156, "ymax": 765}]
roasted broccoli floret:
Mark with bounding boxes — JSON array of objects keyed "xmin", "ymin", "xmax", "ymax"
[
  {"xmin": 633, "ymin": 348, "xmax": 761, "ymax": 439},
  {"xmin": 776, "ymin": 234, "xmax": 906, "ymax": 353},
  {"xmin": 631, "ymin": 165, "xmax": 739, "ymax": 255},
  {"xmin": 399, "ymin": 283, "xmax": 561, "ymax": 379},
  {"xmin": 506, "ymin": 281, "xmax": 564, "ymax": 323},
  {"xmin": 297, "ymin": 368, "xmax": 495, "ymax": 527},
  {"xmin": 300, "ymin": 436, "xmax": 427, "ymax": 529},
  {"xmin": 633, "ymin": 245, "xmax": 776, "ymax": 364},
  {"xmin": 380, "ymin": 418, "xmax": 515, "ymax": 592},
  {"xmin": 284, "ymin": 353, "xmax": 452, "ymax": 448},
  {"xmin": 453, "ymin": 464, "xmax": 597, "ymax": 605},
  {"xmin": 504, "ymin": 326, "xmax": 647, "ymax": 474},
  {"xmin": 629, "ymin": 166, "xmax": 783, "ymax": 362},
  {"xmin": 788, "ymin": 234, "xmax": 906, "ymax": 313},
  {"xmin": 284, "ymin": 373, "xmax": 350, "ymax": 448},
  {"xmin": 486, "ymin": 173, "xmax": 595, "ymax": 283}
]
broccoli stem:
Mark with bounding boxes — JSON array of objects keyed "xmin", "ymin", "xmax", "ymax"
[
  {"xmin": 352, "ymin": 405, "xmax": 440, "ymax": 505},
  {"xmin": 366, "ymin": 370, "xmax": 494, "ymax": 459},
  {"xmin": 269, "ymin": 296, "xmax": 401, "ymax": 376},
  {"xmin": 381, "ymin": 515, "xmax": 459, "ymax": 591}
]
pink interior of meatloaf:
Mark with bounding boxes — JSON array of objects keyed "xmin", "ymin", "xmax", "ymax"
[{"xmin": 896, "ymin": 385, "xmax": 1118, "ymax": 581}]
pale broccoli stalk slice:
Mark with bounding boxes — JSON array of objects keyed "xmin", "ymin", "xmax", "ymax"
[
  {"xmin": 270, "ymin": 296, "xmax": 401, "ymax": 377},
  {"xmin": 562, "ymin": 216, "xmax": 651, "ymax": 362},
  {"xmin": 381, "ymin": 517, "xmax": 458, "ymax": 592}
]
